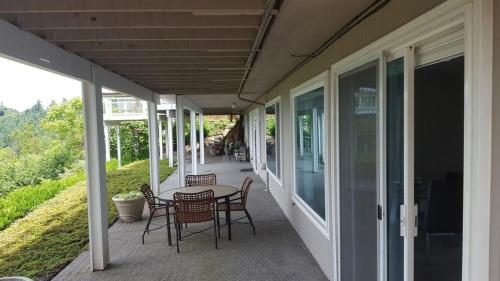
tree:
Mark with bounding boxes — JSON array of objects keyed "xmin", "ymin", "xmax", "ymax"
[{"xmin": 41, "ymin": 97, "xmax": 84, "ymax": 159}]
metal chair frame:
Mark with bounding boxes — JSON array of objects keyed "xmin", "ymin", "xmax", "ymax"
[
  {"xmin": 140, "ymin": 184, "xmax": 174, "ymax": 244},
  {"xmin": 185, "ymin": 174, "xmax": 217, "ymax": 187},
  {"xmin": 173, "ymin": 190, "xmax": 218, "ymax": 253},
  {"xmin": 216, "ymin": 177, "xmax": 255, "ymax": 237}
]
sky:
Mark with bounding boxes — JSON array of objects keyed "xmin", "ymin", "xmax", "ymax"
[{"xmin": 0, "ymin": 56, "xmax": 81, "ymax": 111}]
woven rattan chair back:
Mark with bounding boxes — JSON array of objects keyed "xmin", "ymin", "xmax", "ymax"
[
  {"xmin": 140, "ymin": 184, "xmax": 155, "ymax": 210},
  {"xmin": 185, "ymin": 174, "xmax": 217, "ymax": 187},
  {"xmin": 174, "ymin": 190, "xmax": 215, "ymax": 224},
  {"xmin": 240, "ymin": 177, "xmax": 253, "ymax": 207}
]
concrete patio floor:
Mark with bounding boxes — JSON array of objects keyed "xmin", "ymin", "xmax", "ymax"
[{"xmin": 54, "ymin": 155, "xmax": 328, "ymax": 281}]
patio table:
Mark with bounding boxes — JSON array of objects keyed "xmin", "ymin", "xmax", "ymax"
[{"xmin": 158, "ymin": 185, "xmax": 239, "ymax": 246}]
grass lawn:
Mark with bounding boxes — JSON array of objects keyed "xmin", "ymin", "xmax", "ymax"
[{"xmin": 0, "ymin": 160, "xmax": 175, "ymax": 280}]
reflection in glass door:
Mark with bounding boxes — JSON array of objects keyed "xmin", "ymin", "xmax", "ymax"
[{"xmin": 338, "ymin": 60, "xmax": 379, "ymax": 281}]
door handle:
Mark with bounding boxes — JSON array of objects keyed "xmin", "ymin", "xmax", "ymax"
[
  {"xmin": 400, "ymin": 204, "xmax": 419, "ymax": 237},
  {"xmin": 414, "ymin": 203, "xmax": 418, "ymax": 237}
]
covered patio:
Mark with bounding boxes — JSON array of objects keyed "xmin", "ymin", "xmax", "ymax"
[
  {"xmin": 53, "ymin": 154, "xmax": 327, "ymax": 281},
  {"xmin": 1, "ymin": 0, "xmax": 499, "ymax": 280}
]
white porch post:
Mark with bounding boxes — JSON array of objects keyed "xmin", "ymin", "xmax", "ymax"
[
  {"xmin": 82, "ymin": 77, "xmax": 109, "ymax": 271},
  {"xmin": 147, "ymin": 96, "xmax": 160, "ymax": 196},
  {"xmin": 190, "ymin": 110, "xmax": 198, "ymax": 174},
  {"xmin": 116, "ymin": 125, "xmax": 121, "ymax": 168},
  {"xmin": 199, "ymin": 112, "xmax": 205, "ymax": 165},
  {"xmin": 312, "ymin": 107, "xmax": 319, "ymax": 173},
  {"xmin": 167, "ymin": 113, "xmax": 174, "ymax": 168},
  {"xmin": 176, "ymin": 97, "xmax": 186, "ymax": 187},
  {"xmin": 158, "ymin": 117, "xmax": 164, "ymax": 160},
  {"xmin": 104, "ymin": 124, "xmax": 111, "ymax": 162}
]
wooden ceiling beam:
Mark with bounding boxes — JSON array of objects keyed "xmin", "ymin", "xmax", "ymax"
[
  {"xmin": 58, "ymin": 40, "xmax": 252, "ymax": 51},
  {"xmin": 142, "ymin": 81, "xmax": 241, "ymax": 86},
  {"xmin": 124, "ymin": 72, "xmax": 245, "ymax": 77},
  {"xmin": 38, "ymin": 28, "xmax": 257, "ymax": 42},
  {"xmin": 130, "ymin": 77, "xmax": 244, "ymax": 81},
  {"xmin": 97, "ymin": 57, "xmax": 246, "ymax": 64},
  {"xmin": 0, "ymin": 0, "xmax": 266, "ymax": 13},
  {"xmin": 154, "ymin": 90, "xmax": 238, "ymax": 95},
  {"xmin": 74, "ymin": 50, "xmax": 250, "ymax": 58},
  {"xmin": 13, "ymin": 13, "xmax": 261, "ymax": 30}
]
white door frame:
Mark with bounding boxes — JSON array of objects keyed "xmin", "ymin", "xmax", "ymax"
[{"xmin": 331, "ymin": 1, "xmax": 491, "ymax": 280}]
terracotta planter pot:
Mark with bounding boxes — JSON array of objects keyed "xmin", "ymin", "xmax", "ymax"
[{"xmin": 112, "ymin": 196, "xmax": 145, "ymax": 223}]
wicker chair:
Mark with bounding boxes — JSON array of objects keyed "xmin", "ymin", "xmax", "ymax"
[
  {"xmin": 173, "ymin": 190, "xmax": 218, "ymax": 253},
  {"xmin": 139, "ymin": 184, "xmax": 173, "ymax": 244},
  {"xmin": 217, "ymin": 177, "xmax": 255, "ymax": 237},
  {"xmin": 185, "ymin": 174, "xmax": 217, "ymax": 187}
]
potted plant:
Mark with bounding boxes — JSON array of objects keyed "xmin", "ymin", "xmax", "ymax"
[{"xmin": 112, "ymin": 191, "xmax": 145, "ymax": 223}]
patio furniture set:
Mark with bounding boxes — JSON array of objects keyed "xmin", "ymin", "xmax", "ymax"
[{"xmin": 139, "ymin": 174, "xmax": 255, "ymax": 253}]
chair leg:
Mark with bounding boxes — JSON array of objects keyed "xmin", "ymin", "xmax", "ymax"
[
  {"xmin": 175, "ymin": 221, "xmax": 180, "ymax": 253},
  {"xmin": 245, "ymin": 209, "xmax": 256, "ymax": 236},
  {"xmin": 214, "ymin": 217, "xmax": 218, "ymax": 249},
  {"xmin": 216, "ymin": 209, "xmax": 221, "ymax": 238},
  {"xmin": 142, "ymin": 213, "xmax": 153, "ymax": 244},
  {"xmin": 177, "ymin": 223, "xmax": 182, "ymax": 241}
]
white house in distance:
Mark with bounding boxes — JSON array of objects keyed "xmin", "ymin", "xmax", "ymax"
[
  {"xmin": 1, "ymin": 0, "xmax": 500, "ymax": 280},
  {"xmin": 101, "ymin": 92, "xmax": 181, "ymax": 168}
]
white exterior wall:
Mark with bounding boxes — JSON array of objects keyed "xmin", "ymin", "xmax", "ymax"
[{"xmin": 244, "ymin": 0, "xmax": 497, "ymax": 280}]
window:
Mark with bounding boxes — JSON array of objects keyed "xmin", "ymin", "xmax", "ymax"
[
  {"xmin": 266, "ymin": 100, "xmax": 280, "ymax": 180},
  {"xmin": 293, "ymin": 85, "xmax": 326, "ymax": 220}
]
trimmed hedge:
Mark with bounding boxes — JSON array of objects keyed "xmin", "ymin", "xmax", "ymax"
[
  {"xmin": 0, "ymin": 160, "xmax": 175, "ymax": 280},
  {"xmin": 0, "ymin": 173, "xmax": 85, "ymax": 231}
]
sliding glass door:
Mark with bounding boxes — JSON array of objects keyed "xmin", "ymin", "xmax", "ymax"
[
  {"xmin": 386, "ymin": 57, "xmax": 405, "ymax": 281},
  {"xmin": 338, "ymin": 60, "xmax": 379, "ymax": 281}
]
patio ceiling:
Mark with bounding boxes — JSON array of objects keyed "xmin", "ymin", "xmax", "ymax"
[{"xmin": 0, "ymin": 0, "xmax": 374, "ymax": 114}]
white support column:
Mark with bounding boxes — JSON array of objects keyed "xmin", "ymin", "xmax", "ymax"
[
  {"xmin": 312, "ymin": 107, "xmax": 319, "ymax": 173},
  {"xmin": 116, "ymin": 126, "xmax": 122, "ymax": 168},
  {"xmin": 199, "ymin": 112, "xmax": 205, "ymax": 165},
  {"xmin": 190, "ymin": 110, "xmax": 198, "ymax": 175},
  {"xmin": 104, "ymin": 124, "xmax": 111, "ymax": 162},
  {"xmin": 147, "ymin": 96, "xmax": 160, "ymax": 196},
  {"xmin": 167, "ymin": 113, "xmax": 174, "ymax": 168},
  {"xmin": 82, "ymin": 77, "xmax": 109, "ymax": 271},
  {"xmin": 299, "ymin": 115, "xmax": 304, "ymax": 157},
  {"xmin": 176, "ymin": 97, "xmax": 186, "ymax": 187},
  {"xmin": 158, "ymin": 117, "xmax": 163, "ymax": 160}
]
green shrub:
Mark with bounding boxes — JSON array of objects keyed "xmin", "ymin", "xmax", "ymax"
[
  {"xmin": 113, "ymin": 191, "xmax": 143, "ymax": 200},
  {"xmin": 109, "ymin": 121, "xmax": 150, "ymax": 165},
  {"xmin": 0, "ymin": 160, "xmax": 175, "ymax": 279},
  {"xmin": 105, "ymin": 159, "xmax": 119, "ymax": 171}
]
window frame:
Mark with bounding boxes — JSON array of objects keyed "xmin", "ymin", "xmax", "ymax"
[
  {"xmin": 290, "ymin": 71, "xmax": 330, "ymax": 237},
  {"xmin": 265, "ymin": 96, "xmax": 282, "ymax": 185}
]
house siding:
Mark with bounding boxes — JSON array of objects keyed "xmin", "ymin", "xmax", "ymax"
[{"xmin": 245, "ymin": 0, "xmax": 446, "ymax": 279}]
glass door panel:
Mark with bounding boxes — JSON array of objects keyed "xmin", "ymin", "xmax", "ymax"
[
  {"xmin": 386, "ymin": 57, "xmax": 405, "ymax": 281},
  {"xmin": 338, "ymin": 60, "xmax": 379, "ymax": 281},
  {"xmin": 413, "ymin": 56, "xmax": 464, "ymax": 281}
]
